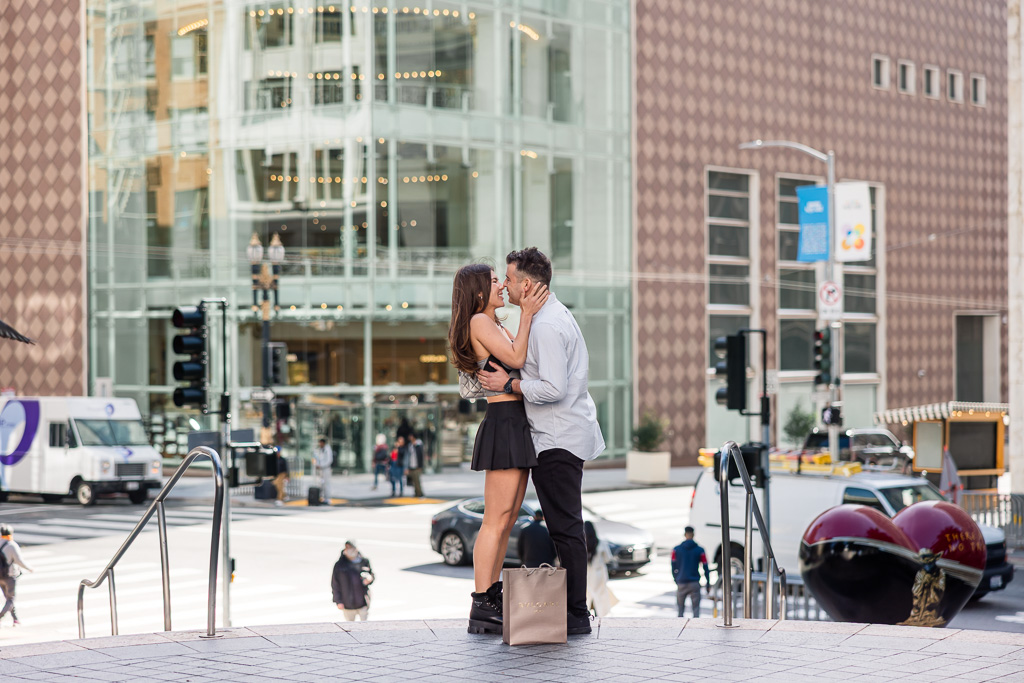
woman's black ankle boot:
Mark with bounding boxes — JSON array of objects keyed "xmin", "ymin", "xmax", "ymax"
[
  {"xmin": 468, "ymin": 589, "xmax": 502, "ymax": 634},
  {"xmin": 486, "ymin": 581, "xmax": 503, "ymax": 614}
]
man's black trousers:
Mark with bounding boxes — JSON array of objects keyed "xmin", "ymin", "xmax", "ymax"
[{"xmin": 531, "ymin": 448, "xmax": 588, "ymax": 617}]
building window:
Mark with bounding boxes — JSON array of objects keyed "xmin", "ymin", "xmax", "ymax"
[
  {"xmin": 842, "ymin": 186, "xmax": 882, "ymax": 377},
  {"xmin": 923, "ymin": 65, "xmax": 939, "ymax": 98},
  {"xmin": 244, "ymin": 77, "xmax": 294, "ymax": 111},
  {"xmin": 897, "ymin": 60, "xmax": 915, "ymax": 95},
  {"xmin": 171, "ymin": 34, "xmax": 207, "ymax": 80},
  {"xmin": 947, "ymin": 69, "xmax": 963, "ymax": 103},
  {"xmin": 707, "ymin": 170, "xmax": 753, "ymax": 367},
  {"xmin": 245, "ymin": 7, "xmax": 293, "ymax": 49},
  {"xmin": 777, "ymin": 176, "xmax": 819, "ymax": 371},
  {"xmin": 871, "ymin": 54, "xmax": 890, "ymax": 89},
  {"xmin": 844, "ymin": 322, "xmax": 877, "ymax": 374},
  {"xmin": 971, "ymin": 74, "xmax": 986, "ymax": 107}
]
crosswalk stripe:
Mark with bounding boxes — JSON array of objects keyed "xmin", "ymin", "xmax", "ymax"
[
  {"xmin": 20, "ymin": 562, "xmax": 154, "ymax": 582},
  {"xmin": 13, "ymin": 533, "xmax": 81, "ymax": 545},
  {"xmin": 13, "ymin": 524, "xmax": 118, "ymax": 538},
  {"xmin": 85, "ymin": 514, "xmax": 194, "ymax": 526},
  {"xmin": 36, "ymin": 519, "xmax": 140, "ymax": 532}
]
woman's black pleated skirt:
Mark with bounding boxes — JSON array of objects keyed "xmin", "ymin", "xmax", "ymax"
[{"xmin": 471, "ymin": 400, "xmax": 538, "ymax": 471}]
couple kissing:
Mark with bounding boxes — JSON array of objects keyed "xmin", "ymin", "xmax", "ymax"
[{"xmin": 448, "ymin": 247, "xmax": 605, "ymax": 636}]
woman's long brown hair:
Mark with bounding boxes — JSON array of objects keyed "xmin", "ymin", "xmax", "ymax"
[{"xmin": 448, "ymin": 263, "xmax": 496, "ymax": 374}]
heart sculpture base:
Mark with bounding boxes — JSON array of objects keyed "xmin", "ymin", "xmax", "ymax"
[{"xmin": 799, "ymin": 502, "xmax": 985, "ymax": 627}]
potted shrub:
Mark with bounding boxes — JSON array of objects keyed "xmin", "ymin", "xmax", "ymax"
[
  {"xmin": 783, "ymin": 403, "xmax": 816, "ymax": 448},
  {"xmin": 627, "ymin": 412, "xmax": 671, "ymax": 484}
]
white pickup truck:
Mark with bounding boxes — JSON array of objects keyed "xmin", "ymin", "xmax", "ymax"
[{"xmin": 0, "ymin": 396, "xmax": 164, "ymax": 505}]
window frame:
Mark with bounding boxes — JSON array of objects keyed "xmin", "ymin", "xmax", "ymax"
[
  {"xmin": 871, "ymin": 54, "xmax": 890, "ymax": 90},
  {"xmin": 897, "ymin": 60, "xmax": 916, "ymax": 95},
  {"xmin": 705, "ymin": 167, "xmax": 757, "ymax": 371},
  {"xmin": 970, "ymin": 73, "xmax": 986, "ymax": 107},
  {"xmin": 776, "ymin": 174, "xmax": 822, "ymax": 375},
  {"xmin": 947, "ymin": 69, "xmax": 964, "ymax": 103},
  {"xmin": 923, "ymin": 65, "xmax": 940, "ymax": 99}
]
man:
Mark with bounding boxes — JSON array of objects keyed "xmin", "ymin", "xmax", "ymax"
[
  {"xmin": 517, "ymin": 509, "xmax": 557, "ymax": 567},
  {"xmin": 480, "ymin": 247, "xmax": 605, "ymax": 636},
  {"xmin": 272, "ymin": 449, "xmax": 289, "ymax": 506},
  {"xmin": 331, "ymin": 541, "xmax": 374, "ymax": 621},
  {"xmin": 313, "ymin": 437, "xmax": 334, "ymax": 505},
  {"xmin": 406, "ymin": 433, "xmax": 425, "ymax": 498},
  {"xmin": 0, "ymin": 524, "xmax": 33, "ymax": 625},
  {"xmin": 671, "ymin": 526, "xmax": 710, "ymax": 618}
]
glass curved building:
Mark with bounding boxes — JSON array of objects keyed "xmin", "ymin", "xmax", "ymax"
[{"xmin": 85, "ymin": 0, "xmax": 633, "ymax": 469}]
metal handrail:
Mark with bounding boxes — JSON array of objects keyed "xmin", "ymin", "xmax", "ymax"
[
  {"xmin": 718, "ymin": 440, "xmax": 787, "ymax": 626},
  {"xmin": 77, "ymin": 446, "xmax": 224, "ymax": 639}
]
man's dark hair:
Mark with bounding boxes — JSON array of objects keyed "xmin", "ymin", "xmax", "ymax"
[
  {"xmin": 506, "ymin": 247, "xmax": 552, "ymax": 286},
  {"xmin": 684, "ymin": 526, "xmax": 694, "ymax": 535}
]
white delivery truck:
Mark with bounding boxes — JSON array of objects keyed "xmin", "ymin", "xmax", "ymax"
[{"xmin": 0, "ymin": 396, "xmax": 164, "ymax": 506}]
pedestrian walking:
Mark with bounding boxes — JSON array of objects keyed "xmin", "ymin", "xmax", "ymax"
[
  {"xmin": 517, "ymin": 509, "xmax": 557, "ymax": 567},
  {"xmin": 272, "ymin": 449, "xmax": 289, "ymax": 506},
  {"xmin": 372, "ymin": 434, "xmax": 389, "ymax": 490},
  {"xmin": 0, "ymin": 525, "xmax": 33, "ymax": 625},
  {"xmin": 585, "ymin": 521, "xmax": 618, "ymax": 617},
  {"xmin": 671, "ymin": 526, "xmax": 710, "ymax": 618},
  {"xmin": 407, "ymin": 433, "xmax": 426, "ymax": 497},
  {"xmin": 389, "ymin": 436, "xmax": 407, "ymax": 497},
  {"xmin": 313, "ymin": 437, "xmax": 334, "ymax": 504},
  {"xmin": 331, "ymin": 541, "xmax": 374, "ymax": 621}
]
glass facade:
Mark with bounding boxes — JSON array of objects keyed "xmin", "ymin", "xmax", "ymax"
[{"xmin": 86, "ymin": 0, "xmax": 633, "ymax": 468}]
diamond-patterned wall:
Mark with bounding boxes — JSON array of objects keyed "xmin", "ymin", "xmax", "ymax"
[
  {"xmin": 635, "ymin": 0, "xmax": 1008, "ymax": 463},
  {"xmin": 0, "ymin": 1, "xmax": 86, "ymax": 395}
]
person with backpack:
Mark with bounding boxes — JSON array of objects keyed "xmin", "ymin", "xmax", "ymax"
[{"xmin": 0, "ymin": 524, "xmax": 33, "ymax": 625}]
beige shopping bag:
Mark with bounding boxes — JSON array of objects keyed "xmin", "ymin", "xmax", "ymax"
[{"xmin": 502, "ymin": 564, "xmax": 567, "ymax": 645}]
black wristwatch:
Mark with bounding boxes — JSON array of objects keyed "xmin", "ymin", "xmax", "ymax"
[{"xmin": 503, "ymin": 378, "xmax": 515, "ymax": 394}]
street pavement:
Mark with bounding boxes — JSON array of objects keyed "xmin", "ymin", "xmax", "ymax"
[
  {"xmin": 0, "ymin": 467, "xmax": 1018, "ymax": 646},
  {"xmin": 2, "ymin": 619, "xmax": 1024, "ymax": 682}
]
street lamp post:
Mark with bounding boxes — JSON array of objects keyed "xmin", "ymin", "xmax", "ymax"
[
  {"xmin": 739, "ymin": 139, "xmax": 841, "ymax": 486},
  {"xmin": 248, "ymin": 233, "xmax": 284, "ymax": 444}
]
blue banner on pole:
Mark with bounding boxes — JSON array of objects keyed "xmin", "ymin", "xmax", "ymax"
[{"xmin": 796, "ymin": 185, "xmax": 829, "ymax": 262}]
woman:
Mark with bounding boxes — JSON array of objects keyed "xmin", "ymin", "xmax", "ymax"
[
  {"xmin": 330, "ymin": 541, "xmax": 374, "ymax": 621},
  {"xmin": 585, "ymin": 520, "xmax": 618, "ymax": 617},
  {"xmin": 371, "ymin": 434, "xmax": 389, "ymax": 490},
  {"xmin": 448, "ymin": 263, "xmax": 547, "ymax": 634}
]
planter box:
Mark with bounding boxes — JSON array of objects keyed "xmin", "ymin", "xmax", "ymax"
[{"xmin": 626, "ymin": 450, "xmax": 671, "ymax": 484}]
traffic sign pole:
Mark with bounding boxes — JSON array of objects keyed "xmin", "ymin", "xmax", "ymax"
[{"xmin": 825, "ymin": 151, "xmax": 841, "ymax": 467}]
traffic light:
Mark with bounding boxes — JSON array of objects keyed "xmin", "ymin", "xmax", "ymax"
[
  {"xmin": 813, "ymin": 328, "xmax": 833, "ymax": 387},
  {"xmin": 268, "ymin": 342, "xmax": 288, "ymax": 385},
  {"xmin": 714, "ymin": 334, "xmax": 747, "ymax": 411},
  {"xmin": 171, "ymin": 305, "xmax": 208, "ymax": 412}
]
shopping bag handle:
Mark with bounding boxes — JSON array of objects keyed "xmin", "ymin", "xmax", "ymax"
[{"xmin": 523, "ymin": 563, "xmax": 558, "ymax": 576}]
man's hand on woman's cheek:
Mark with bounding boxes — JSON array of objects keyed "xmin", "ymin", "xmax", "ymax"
[{"xmin": 478, "ymin": 367, "xmax": 509, "ymax": 392}]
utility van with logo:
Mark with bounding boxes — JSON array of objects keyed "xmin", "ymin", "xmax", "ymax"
[
  {"xmin": 0, "ymin": 397, "xmax": 163, "ymax": 506},
  {"xmin": 689, "ymin": 464, "xmax": 1013, "ymax": 599}
]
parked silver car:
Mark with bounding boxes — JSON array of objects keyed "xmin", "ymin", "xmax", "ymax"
[{"xmin": 430, "ymin": 497, "xmax": 655, "ymax": 573}]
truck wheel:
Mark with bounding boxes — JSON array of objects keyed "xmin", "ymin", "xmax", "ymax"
[
  {"xmin": 128, "ymin": 489, "xmax": 149, "ymax": 505},
  {"xmin": 75, "ymin": 481, "xmax": 97, "ymax": 506}
]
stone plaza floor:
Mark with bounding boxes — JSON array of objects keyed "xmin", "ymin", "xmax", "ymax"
[{"xmin": 2, "ymin": 617, "xmax": 1024, "ymax": 682}]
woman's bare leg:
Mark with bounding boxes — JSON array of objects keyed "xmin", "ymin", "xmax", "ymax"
[
  {"xmin": 474, "ymin": 468, "xmax": 523, "ymax": 592},
  {"xmin": 490, "ymin": 469, "xmax": 530, "ymax": 584}
]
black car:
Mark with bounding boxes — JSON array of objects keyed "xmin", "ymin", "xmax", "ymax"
[{"xmin": 430, "ymin": 497, "xmax": 655, "ymax": 573}]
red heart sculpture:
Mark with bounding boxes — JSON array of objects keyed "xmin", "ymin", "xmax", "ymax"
[{"xmin": 800, "ymin": 502, "xmax": 984, "ymax": 627}]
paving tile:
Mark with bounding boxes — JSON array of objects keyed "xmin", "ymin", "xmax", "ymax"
[
  {"xmin": 842, "ymin": 634, "xmax": 935, "ymax": 651},
  {"xmin": 262, "ymin": 632, "xmax": 358, "ymax": 647},
  {"xmin": 72, "ymin": 633, "xmax": 174, "ymax": 649},
  {"xmin": 922, "ymin": 639, "xmax": 1024, "ymax": 658},
  {"xmin": 245, "ymin": 622, "xmax": 345, "ymax": 636},
  {"xmin": 7, "ymin": 649, "xmax": 114, "ymax": 670},
  {"xmin": 858, "ymin": 624, "xmax": 961, "ymax": 640},
  {"xmin": 0, "ymin": 641, "xmax": 86, "ymax": 660},
  {"xmin": 90, "ymin": 643, "xmax": 195, "ymax": 660},
  {"xmin": 769, "ymin": 620, "xmax": 867, "ymax": 635},
  {"xmin": 947, "ymin": 630, "xmax": 1024, "ymax": 647}
]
